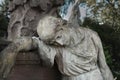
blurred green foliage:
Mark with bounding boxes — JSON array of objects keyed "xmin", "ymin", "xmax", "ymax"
[
  {"xmin": 0, "ymin": 0, "xmax": 9, "ymax": 37},
  {"xmin": 0, "ymin": 13, "xmax": 9, "ymax": 37}
]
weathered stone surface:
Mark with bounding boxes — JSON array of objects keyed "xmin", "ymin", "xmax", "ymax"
[
  {"xmin": 34, "ymin": 16, "xmax": 114, "ymax": 80},
  {"xmin": 8, "ymin": 65, "xmax": 60, "ymax": 80},
  {"xmin": 7, "ymin": 0, "xmax": 64, "ymax": 41},
  {"xmin": 1, "ymin": 1, "xmax": 64, "ymax": 80},
  {"xmin": 0, "ymin": 16, "xmax": 114, "ymax": 80}
]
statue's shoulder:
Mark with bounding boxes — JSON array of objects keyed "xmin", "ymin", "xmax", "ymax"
[{"xmin": 80, "ymin": 27, "xmax": 98, "ymax": 36}]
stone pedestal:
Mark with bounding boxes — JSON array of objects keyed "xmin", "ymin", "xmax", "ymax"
[{"xmin": 7, "ymin": 52, "xmax": 61, "ymax": 80}]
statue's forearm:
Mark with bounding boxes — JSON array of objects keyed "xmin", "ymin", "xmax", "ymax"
[
  {"xmin": 0, "ymin": 37, "xmax": 37, "ymax": 79},
  {"xmin": 91, "ymin": 33, "xmax": 114, "ymax": 80},
  {"xmin": 97, "ymin": 38, "xmax": 114, "ymax": 80},
  {"xmin": 32, "ymin": 37, "xmax": 56, "ymax": 67},
  {"xmin": 98, "ymin": 44, "xmax": 114, "ymax": 80},
  {"xmin": 100, "ymin": 65, "xmax": 114, "ymax": 80},
  {"xmin": 0, "ymin": 37, "xmax": 37, "ymax": 53},
  {"xmin": 13, "ymin": 37, "xmax": 37, "ymax": 52}
]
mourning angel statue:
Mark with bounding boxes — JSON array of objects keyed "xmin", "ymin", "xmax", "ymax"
[{"xmin": 0, "ymin": 15, "xmax": 114, "ymax": 80}]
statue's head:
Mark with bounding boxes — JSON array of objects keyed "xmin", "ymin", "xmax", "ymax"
[{"xmin": 37, "ymin": 16, "xmax": 67, "ymax": 42}]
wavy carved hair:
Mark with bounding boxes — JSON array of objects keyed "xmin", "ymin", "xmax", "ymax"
[{"xmin": 37, "ymin": 16, "xmax": 64, "ymax": 41}]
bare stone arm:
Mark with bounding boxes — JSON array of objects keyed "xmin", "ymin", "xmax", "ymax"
[
  {"xmin": 0, "ymin": 37, "xmax": 37, "ymax": 79},
  {"xmin": 32, "ymin": 37, "xmax": 57, "ymax": 67},
  {"xmin": 93, "ymin": 33, "xmax": 114, "ymax": 80}
]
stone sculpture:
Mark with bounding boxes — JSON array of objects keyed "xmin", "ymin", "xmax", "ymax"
[{"xmin": 0, "ymin": 16, "xmax": 114, "ymax": 80}]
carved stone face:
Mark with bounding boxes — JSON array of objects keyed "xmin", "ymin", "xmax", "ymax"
[{"xmin": 37, "ymin": 16, "xmax": 67, "ymax": 42}]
